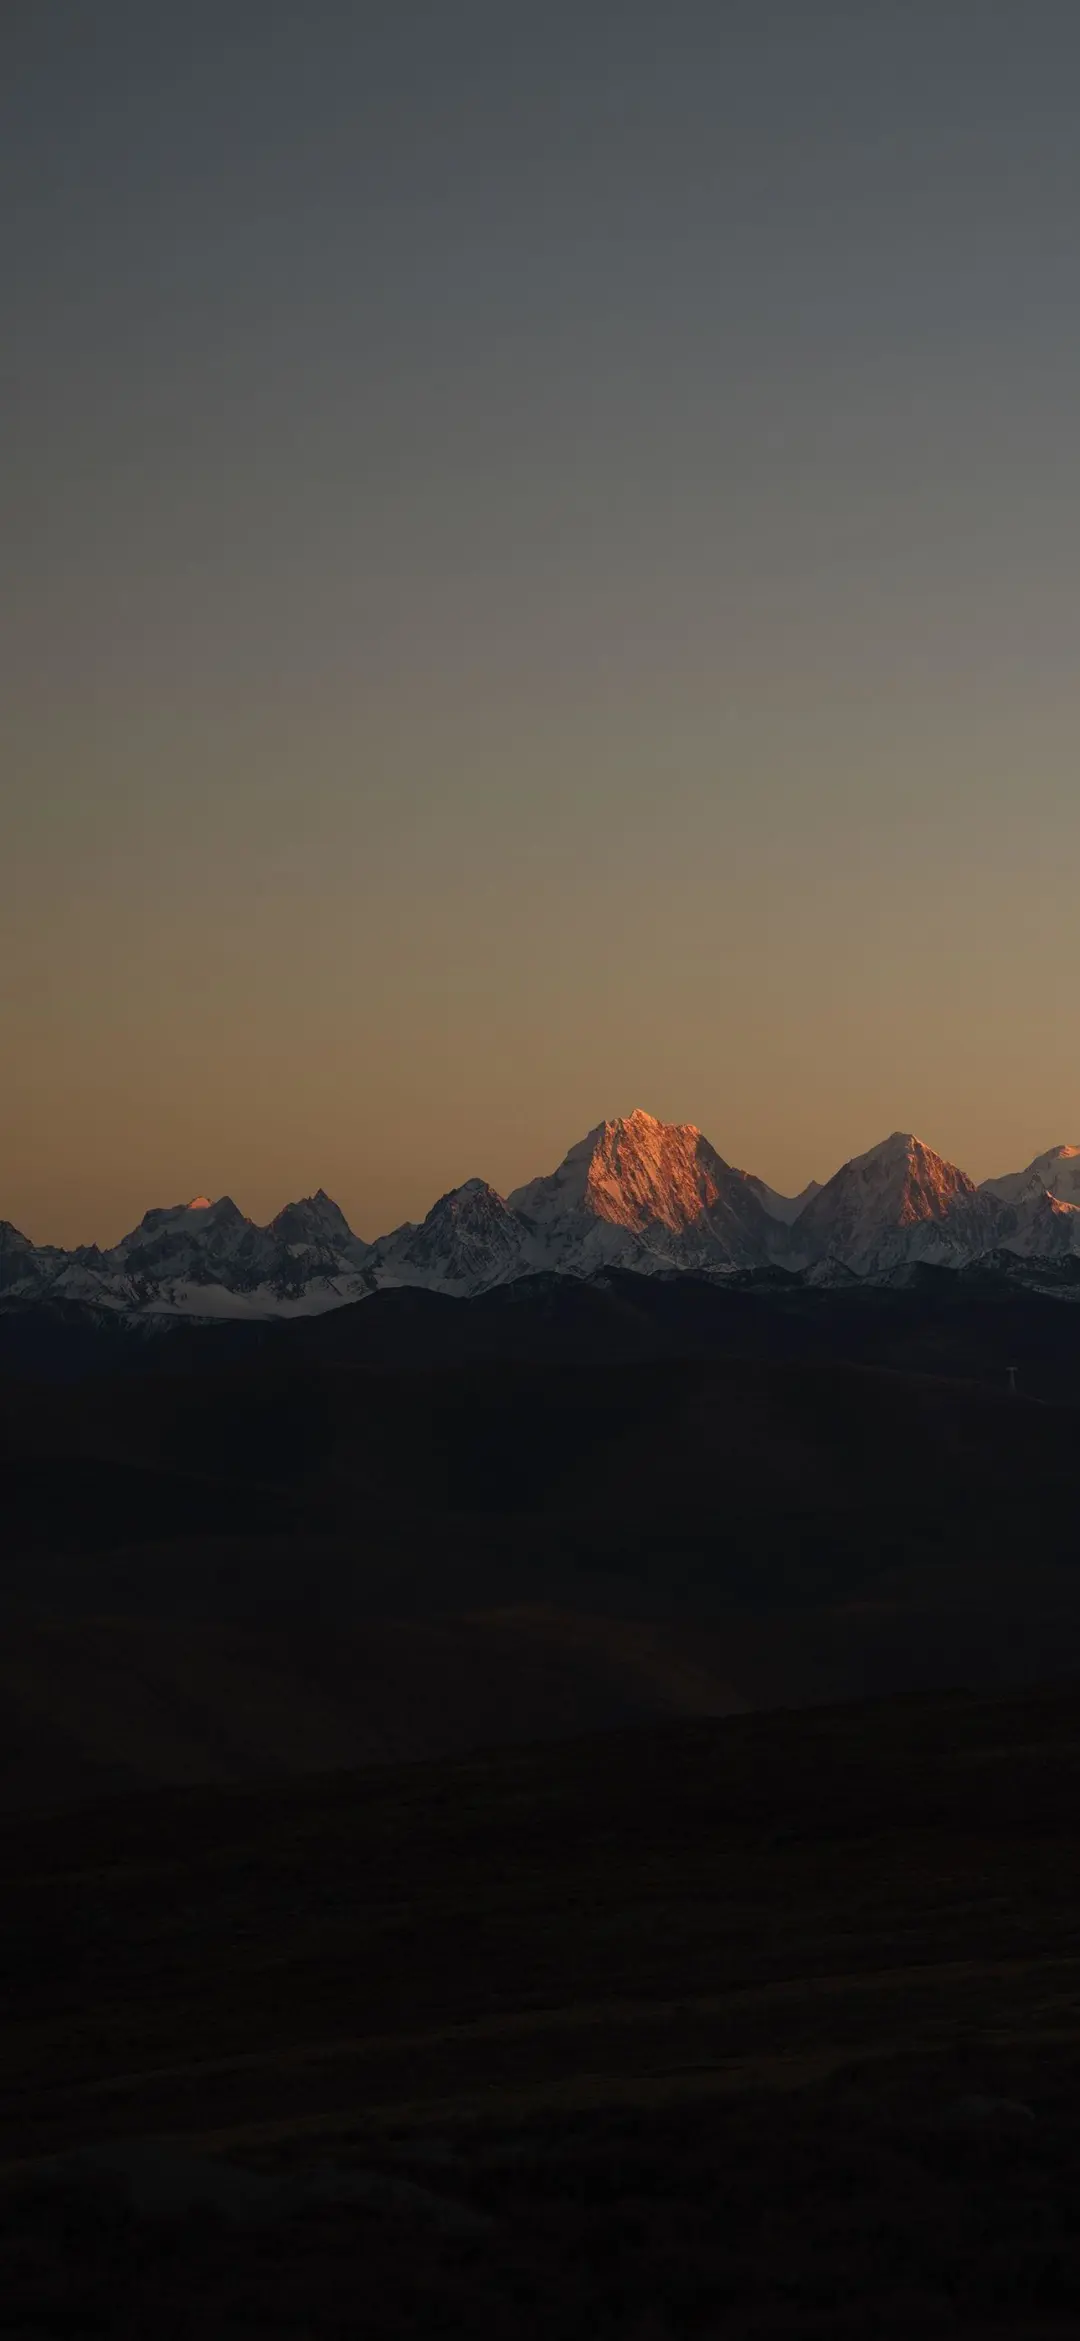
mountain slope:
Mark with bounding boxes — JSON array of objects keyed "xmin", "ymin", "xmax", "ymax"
[
  {"xmin": 106, "ymin": 1196, "xmax": 273, "ymax": 1289},
  {"xmin": 269, "ymin": 1191, "xmax": 369, "ymax": 1269},
  {"xmin": 366, "ymin": 1181, "xmax": 531, "ymax": 1294},
  {"xmin": 983, "ymin": 1144, "xmax": 1080, "ymax": 1208},
  {"xmin": 509, "ymin": 1109, "xmax": 779, "ymax": 1274},
  {"xmin": 981, "ymin": 1146, "xmax": 1080, "ymax": 1260},
  {"xmin": 998, "ymin": 1190, "xmax": 1080, "ymax": 1260},
  {"xmin": 790, "ymin": 1133, "xmax": 1006, "ymax": 1275}
]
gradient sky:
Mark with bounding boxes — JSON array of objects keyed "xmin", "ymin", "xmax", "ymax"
[{"xmin": 5, "ymin": 0, "xmax": 1079, "ymax": 1245}]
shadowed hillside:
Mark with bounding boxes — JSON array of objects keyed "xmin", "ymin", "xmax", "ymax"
[
  {"xmin": 6, "ymin": 1265, "xmax": 1080, "ymax": 1397},
  {"xmin": 1, "ymin": 1338, "xmax": 1079, "ymax": 1805}
]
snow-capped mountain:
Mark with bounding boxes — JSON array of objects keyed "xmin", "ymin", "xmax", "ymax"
[
  {"xmin": 263, "ymin": 1191, "xmax": 371, "ymax": 1295},
  {"xmin": 363, "ymin": 1114, "xmax": 788, "ymax": 1294},
  {"xmin": 365, "ymin": 1180, "xmax": 530, "ymax": 1295},
  {"xmin": 508, "ymin": 1110, "xmax": 782, "ymax": 1276},
  {"xmin": 106, "ymin": 1196, "xmax": 273, "ymax": 1288},
  {"xmin": 980, "ymin": 1146, "xmax": 1080, "ymax": 1260},
  {"xmin": 788, "ymin": 1133, "xmax": 1007, "ymax": 1277},
  {"xmin": 268, "ymin": 1190, "xmax": 369, "ymax": 1265},
  {"xmin": 0, "ymin": 1192, "xmax": 372, "ymax": 1321},
  {"xmin": 5, "ymin": 1116, "xmax": 1080, "ymax": 1322},
  {"xmin": 996, "ymin": 1192, "xmax": 1080, "ymax": 1259},
  {"xmin": 982, "ymin": 1145, "xmax": 1080, "ymax": 1209}
]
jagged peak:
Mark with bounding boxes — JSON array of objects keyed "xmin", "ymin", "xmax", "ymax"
[
  {"xmin": 850, "ymin": 1130, "xmax": 926, "ymax": 1168},
  {"xmin": 267, "ymin": 1190, "xmax": 367, "ymax": 1265},
  {"xmin": 0, "ymin": 1219, "xmax": 35, "ymax": 1248},
  {"xmin": 609, "ymin": 1118, "xmax": 702, "ymax": 1147},
  {"xmin": 427, "ymin": 1177, "xmax": 509, "ymax": 1216},
  {"xmin": 596, "ymin": 1107, "xmax": 703, "ymax": 1143},
  {"xmin": 841, "ymin": 1131, "xmax": 974, "ymax": 1187},
  {"xmin": 792, "ymin": 1128, "xmax": 991, "ymax": 1271},
  {"xmin": 12, "ymin": 1116, "xmax": 1080, "ymax": 1313},
  {"xmin": 273, "ymin": 1188, "xmax": 350, "ymax": 1221},
  {"xmin": 511, "ymin": 1109, "xmax": 741, "ymax": 1239},
  {"xmin": 110, "ymin": 1193, "xmax": 256, "ymax": 1261},
  {"xmin": 134, "ymin": 1198, "xmax": 215, "ymax": 1232},
  {"xmin": 148, "ymin": 1194, "xmax": 236, "ymax": 1220}
]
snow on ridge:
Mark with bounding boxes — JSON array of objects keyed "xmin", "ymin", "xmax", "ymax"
[
  {"xmin": 787, "ymin": 1130, "xmax": 998, "ymax": 1277},
  {"xmin": 508, "ymin": 1111, "xmax": 771, "ymax": 1268},
  {"xmin": 7, "ymin": 1116, "xmax": 1080, "ymax": 1316},
  {"xmin": 982, "ymin": 1145, "xmax": 1080, "ymax": 1208}
]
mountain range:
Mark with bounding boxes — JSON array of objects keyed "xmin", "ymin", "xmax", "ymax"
[{"xmin": 3, "ymin": 1112, "xmax": 1080, "ymax": 1324}]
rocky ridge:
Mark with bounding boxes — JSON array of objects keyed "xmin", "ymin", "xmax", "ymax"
[{"xmin": 3, "ymin": 1115, "xmax": 1080, "ymax": 1321}]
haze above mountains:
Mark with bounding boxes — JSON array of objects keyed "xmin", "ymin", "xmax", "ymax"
[{"xmin": 3, "ymin": 1113, "xmax": 1080, "ymax": 1324}]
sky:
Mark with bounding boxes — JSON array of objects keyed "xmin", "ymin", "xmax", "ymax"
[{"xmin": 4, "ymin": 0, "xmax": 1079, "ymax": 1245}]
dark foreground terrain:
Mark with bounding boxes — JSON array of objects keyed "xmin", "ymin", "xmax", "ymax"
[
  {"xmin": 4, "ymin": 1683, "xmax": 1080, "ymax": 2335},
  {"xmin": 2, "ymin": 1284, "xmax": 1080, "ymax": 1800},
  {"xmin": 4, "ymin": 1273, "xmax": 1080, "ymax": 2328},
  {"xmin": 1, "ymin": 1259, "xmax": 1080, "ymax": 1808}
]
